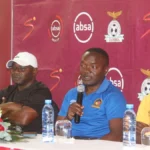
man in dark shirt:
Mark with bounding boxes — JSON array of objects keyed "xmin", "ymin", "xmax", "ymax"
[{"xmin": 0, "ymin": 52, "xmax": 59, "ymax": 133}]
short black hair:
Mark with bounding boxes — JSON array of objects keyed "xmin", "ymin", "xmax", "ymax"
[{"xmin": 85, "ymin": 48, "xmax": 109, "ymax": 66}]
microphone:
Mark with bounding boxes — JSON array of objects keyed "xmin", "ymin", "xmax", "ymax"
[{"xmin": 74, "ymin": 84, "xmax": 85, "ymax": 123}]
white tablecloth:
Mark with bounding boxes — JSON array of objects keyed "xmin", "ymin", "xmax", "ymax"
[{"xmin": 0, "ymin": 135, "xmax": 149, "ymax": 150}]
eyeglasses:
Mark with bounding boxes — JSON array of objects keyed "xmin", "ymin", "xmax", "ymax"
[{"xmin": 9, "ymin": 66, "xmax": 30, "ymax": 72}]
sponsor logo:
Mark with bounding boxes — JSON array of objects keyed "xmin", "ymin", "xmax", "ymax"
[
  {"xmin": 141, "ymin": 12, "xmax": 150, "ymax": 39},
  {"xmin": 107, "ymin": 67, "xmax": 124, "ymax": 92},
  {"xmin": 48, "ymin": 15, "xmax": 63, "ymax": 42},
  {"xmin": 73, "ymin": 12, "xmax": 94, "ymax": 43},
  {"xmin": 105, "ymin": 11, "xmax": 124, "ymax": 42},
  {"xmin": 138, "ymin": 69, "xmax": 150, "ymax": 101},
  {"xmin": 92, "ymin": 98, "xmax": 102, "ymax": 108},
  {"xmin": 23, "ymin": 16, "xmax": 36, "ymax": 41}
]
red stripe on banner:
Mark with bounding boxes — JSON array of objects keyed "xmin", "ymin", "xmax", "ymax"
[{"xmin": 0, "ymin": 146, "xmax": 22, "ymax": 150}]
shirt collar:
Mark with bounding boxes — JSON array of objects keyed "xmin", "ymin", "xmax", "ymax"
[{"xmin": 95, "ymin": 77, "xmax": 110, "ymax": 94}]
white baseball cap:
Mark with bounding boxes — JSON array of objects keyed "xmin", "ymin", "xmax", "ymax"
[{"xmin": 6, "ymin": 52, "xmax": 38, "ymax": 68}]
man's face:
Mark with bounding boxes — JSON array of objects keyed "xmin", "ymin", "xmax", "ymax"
[
  {"xmin": 80, "ymin": 52, "xmax": 109, "ymax": 87},
  {"xmin": 10, "ymin": 62, "xmax": 37, "ymax": 86}
]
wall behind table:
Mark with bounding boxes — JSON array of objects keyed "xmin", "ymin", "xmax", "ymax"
[
  {"xmin": 0, "ymin": 0, "xmax": 11, "ymax": 88},
  {"xmin": 13, "ymin": 0, "xmax": 150, "ymax": 111}
]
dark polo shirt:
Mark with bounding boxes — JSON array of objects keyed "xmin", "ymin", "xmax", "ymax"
[{"xmin": 0, "ymin": 80, "xmax": 59, "ymax": 133}]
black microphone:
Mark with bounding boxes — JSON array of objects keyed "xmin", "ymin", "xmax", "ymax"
[{"xmin": 74, "ymin": 84, "xmax": 85, "ymax": 123}]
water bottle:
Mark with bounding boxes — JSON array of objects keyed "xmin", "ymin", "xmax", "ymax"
[
  {"xmin": 123, "ymin": 104, "xmax": 136, "ymax": 146},
  {"xmin": 42, "ymin": 99, "xmax": 54, "ymax": 142}
]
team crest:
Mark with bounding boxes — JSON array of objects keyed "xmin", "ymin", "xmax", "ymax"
[
  {"xmin": 138, "ymin": 68, "xmax": 150, "ymax": 101},
  {"xmin": 105, "ymin": 11, "xmax": 124, "ymax": 42},
  {"xmin": 92, "ymin": 98, "xmax": 102, "ymax": 108}
]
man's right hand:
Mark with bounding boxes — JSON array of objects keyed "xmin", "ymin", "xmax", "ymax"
[
  {"xmin": 136, "ymin": 121, "xmax": 149, "ymax": 144},
  {"xmin": 66, "ymin": 103, "xmax": 84, "ymax": 120}
]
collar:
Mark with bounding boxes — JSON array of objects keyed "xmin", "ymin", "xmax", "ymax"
[{"xmin": 95, "ymin": 77, "xmax": 110, "ymax": 94}]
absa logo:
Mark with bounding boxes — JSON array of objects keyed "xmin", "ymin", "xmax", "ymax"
[
  {"xmin": 73, "ymin": 12, "xmax": 94, "ymax": 43},
  {"xmin": 48, "ymin": 15, "xmax": 63, "ymax": 42},
  {"xmin": 106, "ymin": 67, "xmax": 124, "ymax": 92}
]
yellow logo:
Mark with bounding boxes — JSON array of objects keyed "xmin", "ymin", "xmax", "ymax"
[{"xmin": 92, "ymin": 98, "xmax": 102, "ymax": 108}]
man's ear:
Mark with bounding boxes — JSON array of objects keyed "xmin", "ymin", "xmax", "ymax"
[
  {"xmin": 33, "ymin": 68, "xmax": 38, "ymax": 76},
  {"xmin": 105, "ymin": 66, "xmax": 109, "ymax": 74}
]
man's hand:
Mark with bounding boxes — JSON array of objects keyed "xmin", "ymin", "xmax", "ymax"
[
  {"xmin": 136, "ymin": 121, "xmax": 149, "ymax": 144},
  {"xmin": 0, "ymin": 102, "xmax": 38, "ymax": 126},
  {"xmin": 56, "ymin": 103, "xmax": 84, "ymax": 121},
  {"xmin": 67, "ymin": 103, "xmax": 84, "ymax": 120},
  {"xmin": 137, "ymin": 121, "xmax": 149, "ymax": 134},
  {"xmin": 0, "ymin": 102, "xmax": 20, "ymax": 115}
]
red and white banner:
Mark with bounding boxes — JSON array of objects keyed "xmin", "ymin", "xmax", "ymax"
[{"xmin": 13, "ymin": 0, "xmax": 150, "ymax": 111}]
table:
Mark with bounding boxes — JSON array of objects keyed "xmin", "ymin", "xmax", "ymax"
[{"xmin": 0, "ymin": 135, "xmax": 149, "ymax": 150}]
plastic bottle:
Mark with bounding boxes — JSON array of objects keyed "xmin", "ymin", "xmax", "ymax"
[
  {"xmin": 42, "ymin": 99, "xmax": 54, "ymax": 142},
  {"xmin": 123, "ymin": 104, "xmax": 136, "ymax": 146}
]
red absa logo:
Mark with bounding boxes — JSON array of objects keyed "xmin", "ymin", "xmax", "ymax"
[{"xmin": 48, "ymin": 15, "xmax": 63, "ymax": 42}]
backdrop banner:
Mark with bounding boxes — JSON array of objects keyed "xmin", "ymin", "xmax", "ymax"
[{"xmin": 13, "ymin": 0, "xmax": 150, "ymax": 111}]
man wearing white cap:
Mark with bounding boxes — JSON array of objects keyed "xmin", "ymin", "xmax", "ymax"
[{"xmin": 0, "ymin": 52, "xmax": 59, "ymax": 133}]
